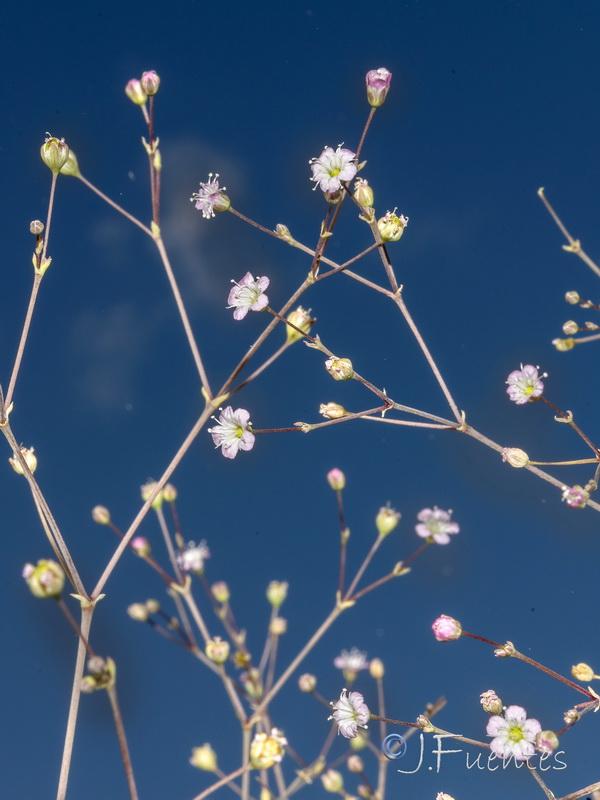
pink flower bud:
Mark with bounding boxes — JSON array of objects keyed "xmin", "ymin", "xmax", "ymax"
[
  {"xmin": 366, "ymin": 68, "xmax": 392, "ymax": 107},
  {"xmin": 432, "ymin": 614, "xmax": 462, "ymax": 641}
]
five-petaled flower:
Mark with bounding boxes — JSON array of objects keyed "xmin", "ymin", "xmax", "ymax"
[
  {"xmin": 506, "ymin": 364, "xmax": 545, "ymax": 404},
  {"xmin": 329, "ymin": 689, "xmax": 370, "ymax": 738},
  {"xmin": 486, "ymin": 705, "xmax": 541, "ymax": 761},
  {"xmin": 208, "ymin": 407, "xmax": 255, "ymax": 459},
  {"xmin": 190, "ymin": 173, "xmax": 230, "ymax": 218},
  {"xmin": 178, "ymin": 540, "xmax": 211, "ymax": 574},
  {"xmin": 310, "ymin": 145, "xmax": 358, "ymax": 194},
  {"xmin": 227, "ymin": 272, "xmax": 270, "ymax": 320},
  {"xmin": 415, "ymin": 507, "xmax": 459, "ymax": 544}
]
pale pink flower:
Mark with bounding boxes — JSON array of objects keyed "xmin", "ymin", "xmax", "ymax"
[
  {"xmin": 432, "ymin": 615, "xmax": 462, "ymax": 642},
  {"xmin": 366, "ymin": 68, "xmax": 392, "ymax": 107},
  {"xmin": 561, "ymin": 484, "xmax": 589, "ymax": 509},
  {"xmin": 506, "ymin": 364, "xmax": 545, "ymax": 404},
  {"xmin": 208, "ymin": 406, "xmax": 255, "ymax": 459},
  {"xmin": 487, "ymin": 705, "xmax": 541, "ymax": 761},
  {"xmin": 227, "ymin": 272, "xmax": 270, "ymax": 320},
  {"xmin": 190, "ymin": 173, "xmax": 230, "ymax": 219},
  {"xmin": 329, "ymin": 689, "xmax": 370, "ymax": 738},
  {"xmin": 416, "ymin": 507, "xmax": 459, "ymax": 544},
  {"xmin": 178, "ymin": 540, "xmax": 211, "ymax": 574},
  {"xmin": 310, "ymin": 145, "xmax": 357, "ymax": 193},
  {"xmin": 334, "ymin": 648, "xmax": 369, "ymax": 672}
]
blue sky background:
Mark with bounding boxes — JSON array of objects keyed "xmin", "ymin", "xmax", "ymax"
[{"xmin": 2, "ymin": 1, "xmax": 600, "ymax": 799}]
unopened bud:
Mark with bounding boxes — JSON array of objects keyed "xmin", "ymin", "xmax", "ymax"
[
  {"xmin": 163, "ymin": 483, "xmax": 177, "ymax": 502},
  {"xmin": 327, "ymin": 468, "xmax": 345, "ymax": 491},
  {"xmin": 375, "ymin": 505, "xmax": 401, "ymax": 537},
  {"xmin": 212, "ymin": 581, "xmax": 230, "ymax": 603},
  {"xmin": 286, "ymin": 306, "xmax": 314, "ymax": 343},
  {"xmin": 353, "ymin": 178, "xmax": 374, "ymax": 208},
  {"xmin": 366, "ymin": 68, "xmax": 392, "ymax": 107},
  {"xmin": 275, "ymin": 224, "xmax": 294, "ymax": 243},
  {"xmin": 80, "ymin": 676, "xmax": 97, "ymax": 693},
  {"xmin": 377, "ymin": 210, "xmax": 408, "ymax": 242},
  {"xmin": 190, "ymin": 744, "xmax": 218, "ymax": 771},
  {"xmin": 40, "ymin": 135, "xmax": 69, "ymax": 175},
  {"xmin": 536, "ymin": 730, "xmax": 559, "ymax": 754},
  {"xmin": 494, "ymin": 640, "xmax": 516, "ymax": 657},
  {"xmin": 266, "ymin": 580, "xmax": 288, "ymax": 607},
  {"xmin": 553, "ymin": 337, "xmax": 576, "ymax": 351},
  {"xmin": 325, "ymin": 357, "xmax": 354, "ymax": 381},
  {"xmin": 140, "ymin": 70, "xmax": 160, "ymax": 95},
  {"xmin": 127, "ymin": 603, "xmax": 149, "ymax": 622},
  {"xmin": 501, "ymin": 447, "xmax": 529, "ymax": 468},
  {"xmin": 92, "ymin": 505, "xmax": 111, "ymax": 524},
  {"xmin": 564, "ymin": 708, "xmax": 580, "ymax": 725},
  {"xmin": 480, "ymin": 690, "xmax": 503, "ymax": 715},
  {"xmin": 30, "ymin": 220, "xmax": 44, "ymax": 235},
  {"xmin": 205, "ymin": 637, "xmax": 230, "ymax": 665},
  {"xmin": 565, "ymin": 291, "xmax": 580, "ymax": 305},
  {"xmin": 145, "ymin": 599, "xmax": 160, "ymax": 614},
  {"xmin": 141, "ymin": 481, "xmax": 164, "ymax": 509},
  {"xmin": 249, "ymin": 729, "xmax": 287, "ymax": 769},
  {"xmin": 562, "ymin": 320, "xmax": 579, "ymax": 335},
  {"xmin": 125, "ymin": 79, "xmax": 147, "ymax": 105},
  {"xmin": 432, "ymin": 615, "xmax": 462, "ymax": 642},
  {"xmin": 349, "ymin": 731, "xmax": 369, "ymax": 751},
  {"xmin": 131, "ymin": 537, "xmax": 151, "ymax": 557},
  {"xmin": 9, "ymin": 446, "xmax": 37, "ymax": 475},
  {"xmin": 572, "ymin": 662, "xmax": 596, "ymax": 681},
  {"xmin": 298, "ymin": 673, "xmax": 316, "ymax": 692},
  {"xmin": 22, "ymin": 559, "xmax": 65, "ymax": 598},
  {"xmin": 321, "ymin": 769, "xmax": 343, "ymax": 793},
  {"xmin": 270, "ymin": 617, "xmax": 287, "ymax": 635},
  {"xmin": 369, "ymin": 658, "xmax": 384, "ymax": 679},
  {"xmin": 347, "ymin": 755, "xmax": 364, "ymax": 773},
  {"xmin": 60, "ymin": 150, "xmax": 81, "ymax": 177}
]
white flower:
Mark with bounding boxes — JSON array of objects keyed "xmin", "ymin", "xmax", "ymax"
[
  {"xmin": 487, "ymin": 705, "xmax": 541, "ymax": 761},
  {"xmin": 208, "ymin": 406, "xmax": 255, "ymax": 459},
  {"xmin": 415, "ymin": 507, "xmax": 459, "ymax": 545},
  {"xmin": 227, "ymin": 272, "xmax": 270, "ymax": 320},
  {"xmin": 329, "ymin": 689, "xmax": 370, "ymax": 739},
  {"xmin": 310, "ymin": 145, "xmax": 357, "ymax": 193},
  {"xmin": 505, "ymin": 364, "xmax": 545, "ymax": 404},
  {"xmin": 178, "ymin": 540, "xmax": 211, "ymax": 574},
  {"xmin": 334, "ymin": 648, "xmax": 369, "ymax": 673}
]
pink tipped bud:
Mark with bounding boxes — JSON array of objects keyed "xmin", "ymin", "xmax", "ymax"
[
  {"xmin": 327, "ymin": 468, "xmax": 346, "ymax": 491},
  {"xmin": 140, "ymin": 70, "xmax": 160, "ymax": 95},
  {"xmin": 366, "ymin": 68, "xmax": 392, "ymax": 107},
  {"xmin": 377, "ymin": 210, "xmax": 408, "ymax": 242},
  {"xmin": 480, "ymin": 689, "xmax": 503, "ymax": 715},
  {"xmin": 536, "ymin": 730, "xmax": 559, "ymax": 754},
  {"xmin": 432, "ymin": 614, "xmax": 462, "ymax": 641},
  {"xmin": 125, "ymin": 79, "xmax": 147, "ymax": 105},
  {"xmin": 353, "ymin": 178, "xmax": 374, "ymax": 208},
  {"xmin": 23, "ymin": 559, "xmax": 65, "ymax": 598},
  {"xmin": 131, "ymin": 536, "xmax": 151, "ymax": 557}
]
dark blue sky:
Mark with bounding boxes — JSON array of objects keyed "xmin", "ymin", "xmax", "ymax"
[{"xmin": 2, "ymin": 2, "xmax": 600, "ymax": 799}]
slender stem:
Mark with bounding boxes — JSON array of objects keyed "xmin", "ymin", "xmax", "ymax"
[
  {"xmin": 540, "ymin": 396, "xmax": 600, "ymax": 456},
  {"xmin": 538, "ymin": 188, "xmax": 600, "ymax": 278},
  {"xmin": 230, "ymin": 340, "xmax": 292, "ymax": 396},
  {"xmin": 107, "ymin": 685, "xmax": 139, "ymax": 800},
  {"xmin": 356, "ymin": 107, "xmax": 377, "ymax": 160},
  {"xmin": 77, "ymin": 174, "xmax": 152, "ymax": 236},
  {"xmin": 345, "ymin": 535, "xmax": 385, "ymax": 598},
  {"xmin": 56, "ymin": 598, "xmax": 95, "ymax": 657},
  {"xmin": 56, "ymin": 604, "xmax": 94, "ymax": 800},
  {"xmin": 155, "ymin": 505, "xmax": 183, "ymax": 581},
  {"xmin": 556, "ymin": 781, "xmax": 600, "ymax": 800},
  {"xmin": 5, "ymin": 272, "xmax": 43, "ymax": 409},
  {"xmin": 190, "ymin": 764, "xmax": 249, "ymax": 800},
  {"xmin": 153, "ymin": 236, "xmax": 212, "ymax": 397}
]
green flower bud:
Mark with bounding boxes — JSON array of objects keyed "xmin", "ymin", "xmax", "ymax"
[{"xmin": 40, "ymin": 135, "xmax": 69, "ymax": 175}]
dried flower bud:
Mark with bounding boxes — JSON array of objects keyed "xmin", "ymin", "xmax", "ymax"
[
  {"xmin": 319, "ymin": 402, "xmax": 349, "ymax": 419},
  {"xmin": 321, "ymin": 769, "xmax": 343, "ymax": 793},
  {"xmin": 92, "ymin": 505, "xmax": 111, "ymax": 524},
  {"xmin": 60, "ymin": 150, "xmax": 81, "ymax": 177},
  {"xmin": 270, "ymin": 617, "xmax": 287, "ymax": 635},
  {"xmin": 572, "ymin": 662, "xmax": 596, "ymax": 681},
  {"xmin": 377, "ymin": 210, "xmax": 408, "ymax": 242},
  {"xmin": 190, "ymin": 744, "xmax": 218, "ymax": 771},
  {"xmin": 565, "ymin": 291, "xmax": 580, "ymax": 305},
  {"xmin": 327, "ymin": 468, "xmax": 346, "ymax": 491},
  {"xmin": 22, "ymin": 560, "xmax": 65, "ymax": 598},
  {"xmin": 375, "ymin": 505, "xmax": 401, "ymax": 537},
  {"xmin": 286, "ymin": 306, "xmax": 314, "ymax": 343},
  {"xmin": 501, "ymin": 447, "xmax": 529, "ymax": 468},
  {"xmin": 266, "ymin": 581, "xmax": 288, "ymax": 608},
  {"xmin": 30, "ymin": 220, "xmax": 44, "ymax": 235},
  {"xmin": 131, "ymin": 536, "xmax": 151, "ymax": 557},
  {"xmin": 298, "ymin": 673, "xmax": 317, "ymax": 692},
  {"xmin": 369, "ymin": 658, "xmax": 384, "ymax": 679},
  {"xmin": 250, "ymin": 729, "xmax": 287, "ymax": 769},
  {"xmin": 9, "ymin": 446, "xmax": 37, "ymax": 475},
  {"xmin": 325, "ymin": 357, "xmax": 354, "ymax": 381},
  {"xmin": 432, "ymin": 615, "xmax": 462, "ymax": 642},
  {"xmin": 553, "ymin": 337, "xmax": 576, "ymax": 351},
  {"xmin": 40, "ymin": 135, "xmax": 69, "ymax": 175},
  {"xmin": 323, "ymin": 188, "xmax": 343, "ymax": 204},
  {"xmin": 140, "ymin": 70, "xmax": 160, "ymax": 95},
  {"xmin": 480, "ymin": 690, "xmax": 503, "ymax": 715},
  {"xmin": 205, "ymin": 637, "xmax": 230, "ymax": 665},
  {"xmin": 366, "ymin": 68, "xmax": 392, "ymax": 107},
  {"xmin": 536, "ymin": 730, "xmax": 559, "ymax": 754},
  {"xmin": 125, "ymin": 79, "xmax": 147, "ymax": 105},
  {"xmin": 127, "ymin": 603, "xmax": 149, "ymax": 622},
  {"xmin": 347, "ymin": 755, "xmax": 364, "ymax": 773},
  {"xmin": 353, "ymin": 178, "xmax": 374, "ymax": 208},
  {"xmin": 275, "ymin": 224, "xmax": 294, "ymax": 243},
  {"xmin": 494, "ymin": 640, "xmax": 516, "ymax": 657},
  {"xmin": 416, "ymin": 715, "xmax": 435, "ymax": 732},
  {"xmin": 564, "ymin": 707, "xmax": 580, "ymax": 726},
  {"xmin": 212, "ymin": 581, "xmax": 230, "ymax": 604},
  {"xmin": 562, "ymin": 484, "xmax": 590, "ymax": 509}
]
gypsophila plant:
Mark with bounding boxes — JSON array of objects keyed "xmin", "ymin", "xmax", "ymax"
[{"xmin": 3, "ymin": 65, "xmax": 600, "ymax": 800}]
